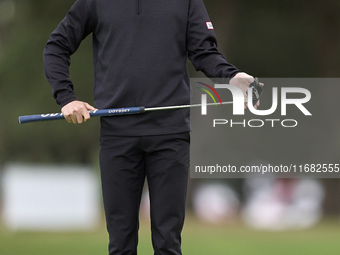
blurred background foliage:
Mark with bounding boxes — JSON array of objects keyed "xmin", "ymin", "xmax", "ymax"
[
  {"xmin": 0, "ymin": 0, "xmax": 97, "ymax": 163},
  {"xmin": 0, "ymin": 0, "xmax": 339, "ymax": 213}
]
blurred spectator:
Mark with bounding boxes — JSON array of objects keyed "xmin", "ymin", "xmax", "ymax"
[
  {"xmin": 193, "ymin": 182, "xmax": 240, "ymax": 224},
  {"xmin": 242, "ymin": 178, "xmax": 325, "ymax": 230},
  {"xmin": 139, "ymin": 190, "xmax": 151, "ymax": 221}
]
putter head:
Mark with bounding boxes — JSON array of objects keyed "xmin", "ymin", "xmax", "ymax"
[{"xmin": 247, "ymin": 77, "xmax": 263, "ymax": 106}]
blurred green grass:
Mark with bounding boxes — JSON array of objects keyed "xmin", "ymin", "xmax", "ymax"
[{"xmin": 1, "ymin": 216, "xmax": 340, "ymax": 255}]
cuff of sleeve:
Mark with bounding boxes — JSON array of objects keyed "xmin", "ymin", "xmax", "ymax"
[
  {"xmin": 56, "ymin": 92, "xmax": 78, "ymax": 108},
  {"xmin": 230, "ymin": 70, "xmax": 241, "ymax": 79},
  {"xmin": 226, "ymin": 70, "xmax": 242, "ymax": 84}
]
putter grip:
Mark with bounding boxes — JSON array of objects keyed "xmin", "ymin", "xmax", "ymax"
[{"xmin": 18, "ymin": 106, "xmax": 145, "ymax": 124}]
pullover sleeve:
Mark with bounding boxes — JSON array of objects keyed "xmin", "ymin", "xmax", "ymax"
[
  {"xmin": 186, "ymin": 0, "xmax": 240, "ymax": 81},
  {"xmin": 43, "ymin": 0, "xmax": 95, "ymax": 107}
]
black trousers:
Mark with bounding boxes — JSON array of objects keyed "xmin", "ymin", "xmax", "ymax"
[{"xmin": 99, "ymin": 132, "xmax": 190, "ymax": 255}]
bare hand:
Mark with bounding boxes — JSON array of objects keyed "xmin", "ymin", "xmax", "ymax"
[
  {"xmin": 229, "ymin": 72, "xmax": 264, "ymax": 109},
  {"xmin": 61, "ymin": 100, "xmax": 97, "ymax": 124}
]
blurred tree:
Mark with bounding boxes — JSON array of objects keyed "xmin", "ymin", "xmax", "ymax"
[
  {"xmin": 0, "ymin": 0, "xmax": 98, "ymax": 164},
  {"xmin": 192, "ymin": 0, "xmax": 340, "ymax": 215}
]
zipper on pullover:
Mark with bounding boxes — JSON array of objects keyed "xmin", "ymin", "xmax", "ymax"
[{"xmin": 137, "ymin": 0, "xmax": 141, "ymax": 14}]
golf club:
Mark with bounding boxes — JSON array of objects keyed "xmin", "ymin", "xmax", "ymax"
[
  {"xmin": 18, "ymin": 78, "xmax": 262, "ymax": 124},
  {"xmin": 18, "ymin": 101, "xmax": 234, "ymax": 124}
]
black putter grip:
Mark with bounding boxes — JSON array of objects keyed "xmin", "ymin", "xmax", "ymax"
[{"xmin": 247, "ymin": 77, "xmax": 263, "ymax": 106}]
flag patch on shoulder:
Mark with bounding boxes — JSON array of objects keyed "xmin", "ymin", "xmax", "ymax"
[{"xmin": 206, "ymin": 22, "xmax": 214, "ymax": 29}]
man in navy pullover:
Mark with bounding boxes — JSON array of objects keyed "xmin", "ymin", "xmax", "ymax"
[{"xmin": 43, "ymin": 0, "xmax": 259, "ymax": 254}]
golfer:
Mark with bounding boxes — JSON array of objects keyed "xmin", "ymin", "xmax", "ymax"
[{"xmin": 43, "ymin": 0, "xmax": 260, "ymax": 254}]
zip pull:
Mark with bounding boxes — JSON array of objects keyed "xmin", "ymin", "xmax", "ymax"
[{"xmin": 137, "ymin": 0, "xmax": 141, "ymax": 14}]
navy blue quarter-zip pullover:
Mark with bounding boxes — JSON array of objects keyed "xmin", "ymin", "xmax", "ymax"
[{"xmin": 43, "ymin": 0, "xmax": 240, "ymax": 136}]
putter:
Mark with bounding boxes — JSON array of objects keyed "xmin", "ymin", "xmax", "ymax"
[{"xmin": 18, "ymin": 78, "xmax": 263, "ymax": 124}]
